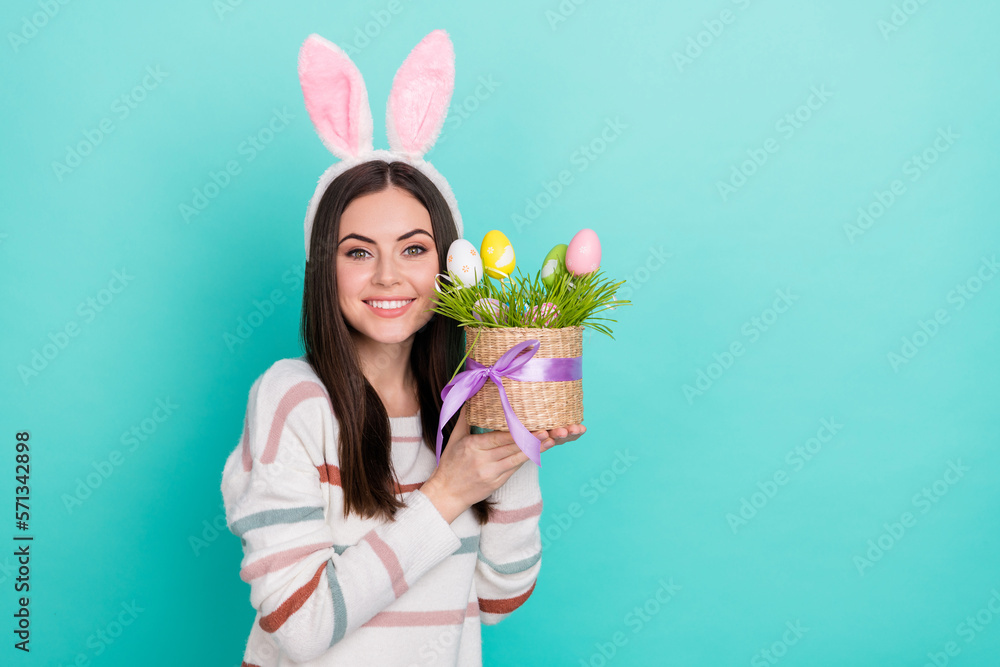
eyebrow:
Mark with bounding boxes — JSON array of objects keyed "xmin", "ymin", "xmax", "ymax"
[{"xmin": 337, "ymin": 229, "xmax": 433, "ymax": 247}]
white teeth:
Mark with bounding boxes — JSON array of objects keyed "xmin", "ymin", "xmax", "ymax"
[{"xmin": 367, "ymin": 299, "xmax": 414, "ymax": 310}]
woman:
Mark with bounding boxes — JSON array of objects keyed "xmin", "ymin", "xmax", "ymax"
[{"xmin": 221, "ymin": 159, "xmax": 585, "ymax": 666}]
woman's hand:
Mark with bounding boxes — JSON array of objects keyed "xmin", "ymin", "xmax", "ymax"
[
  {"xmin": 539, "ymin": 424, "xmax": 586, "ymax": 453},
  {"xmin": 421, "ymin": 406, "xmax": 586, "ymax": 523},
  {"xmin": 421, "ymin": 404, "xmax": 539, "ymax": 522}
]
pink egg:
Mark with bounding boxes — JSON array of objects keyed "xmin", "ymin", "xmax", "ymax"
[
  {"xmin": 526, "ymin": 302, "xmax": 559, "ymax": 326},
  {"xmin": 565, "ymin": 228, "xmax": 601, "ymax": 276}
]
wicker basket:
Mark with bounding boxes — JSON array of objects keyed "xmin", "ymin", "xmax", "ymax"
[{"xmin": 462, "ymin": 325, "xmax": 584, "ymax": 431}]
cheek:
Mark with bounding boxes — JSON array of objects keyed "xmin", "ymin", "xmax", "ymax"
[
  {"xmin": 336, "ymin": 264, "xmax": 366, "ymax": 301},
  {"xmin": 414, "ymin": 261, "xmax": 441, "ymax": 297}
]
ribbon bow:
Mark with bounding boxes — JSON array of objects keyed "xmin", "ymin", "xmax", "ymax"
[{"xmin": 436, "ymin": 339, "xmax": 545, "ymax": 467}]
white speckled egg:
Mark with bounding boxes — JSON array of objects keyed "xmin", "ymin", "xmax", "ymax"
[
  {"xmin": 446, "ymin": 239, "xmax": 483, "ymax": 288},
  {"xmin": 565, "ymin": 228, "xmax": 601, "ymax": 276}
]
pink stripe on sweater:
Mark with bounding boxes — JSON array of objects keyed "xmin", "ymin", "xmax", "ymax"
[
  {"xmin": 239, "ymin": 542, "xmax": 333, "ymax": 582},
  {"xmin": 261, "ymin": 381, "xmax": 329, "ymax": 463},
  {"xmin": 363, "ymin": 531, "xmax": 408, "ymax": 598},
  {"xmin": 392, "ymin": 435, "xmax": 422, "ymax": 443},
  {"xmin": 317, "ymin": 462, "xmax": 424, "ymax": 495},
  {"xmin": 241, "ymin": 412, "xmax": 252, "ymax": 472},
  {"xmin": 361, "ymin": 601, "xmax": 479, "ymax": 627},
  {"xmin": 489, "ymin": 500, "xmax": 543, "ymax": 524}
]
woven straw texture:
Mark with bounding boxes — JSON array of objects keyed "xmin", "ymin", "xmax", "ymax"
[{"xmin": 462, "ymin": 325, "xmax": 584, "ymax": 431}]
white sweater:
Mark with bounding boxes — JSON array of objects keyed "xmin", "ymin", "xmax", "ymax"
[{"xmin": 220, "ymin": 357, "xmax": 543, "ymax": 666}]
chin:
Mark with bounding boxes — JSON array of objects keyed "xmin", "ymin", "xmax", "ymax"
[
  {"xmin": 368, "ymin": 328, "xmax": 416, "ymax": 344},
  {"xmin": 351, "ymin": 319, "xmax": 423, "ymax": 345}
]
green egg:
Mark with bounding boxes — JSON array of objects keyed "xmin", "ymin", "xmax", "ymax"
[{"xmin": 540, "ymin": 244, "xmax": 568, "ymax": 289}]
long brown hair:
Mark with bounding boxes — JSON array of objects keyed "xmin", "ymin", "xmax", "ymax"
[{"xmin": 300, "ymin": 160, "xmax": 494, "ymax": 525}]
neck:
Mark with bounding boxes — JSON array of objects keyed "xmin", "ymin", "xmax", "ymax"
[{"xmin": 351, "ymin": 330, "xmax": 417, "ymax": 412}]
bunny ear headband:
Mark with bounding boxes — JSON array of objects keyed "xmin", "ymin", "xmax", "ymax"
[{"xmin": 298, "ymin": 29, "xmax": 463, "ymax": 261}]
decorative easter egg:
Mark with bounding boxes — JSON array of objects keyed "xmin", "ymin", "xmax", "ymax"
[
  {"xmin": 480, "ymin": 230, "xmax": 516, "ymax": 280},
  {"xmin": 540, "ymin": 244, "xmax": 568, "ymax": 289},
  {"xmin": 471, "ymin": 298, "xmax": 503, "ymax": 323},
  {"xmin": 565, "ymin": 228, "xmax": 601, "ymax": 276},
  {"xmin": 446, "ymin": 239, "xmax": 483, "ymax": 288},
  {"xmin": 526, "ymin": 302, "xmax": 560, "ymax": 327}
]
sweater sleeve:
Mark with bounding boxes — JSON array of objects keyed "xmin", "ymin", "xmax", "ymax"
[
  {"xmin": 220, "ymin": 372, "xmax": 463, "ymax": 663},
  {"xmin": 474, "ymin": 459, "xmax": 543, "ymax": 624}
]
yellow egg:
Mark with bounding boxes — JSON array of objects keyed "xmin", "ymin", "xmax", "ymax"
[{"xmin": 480, "ymin": 230, "xmax": 516, "ymax": 280}]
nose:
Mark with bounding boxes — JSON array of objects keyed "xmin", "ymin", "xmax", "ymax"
[{"xmin": 373, "ymin": 252, "xmax": 402, "ymax": 287}]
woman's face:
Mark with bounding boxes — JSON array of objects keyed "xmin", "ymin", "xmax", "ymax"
[{"xmin": 335, "ymin": 185, "xmax": 439, "ymax": 346}]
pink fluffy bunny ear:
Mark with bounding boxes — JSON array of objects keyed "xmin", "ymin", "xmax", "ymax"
[
  {"xmin": 386, "ymin": 29, "xmax": 455, "ymax": 158},
  {"xmin": 298, "ymin": 33, "xmax": 374, "ymax": 160}
]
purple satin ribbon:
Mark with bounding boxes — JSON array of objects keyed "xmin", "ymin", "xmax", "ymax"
[{"xmin": 435, "ymin": 339, "xmax": 583, "ymax": 467}]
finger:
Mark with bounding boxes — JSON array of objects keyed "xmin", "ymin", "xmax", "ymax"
[
  {"xmin": 478, "ymin": 430, "xmax": 516, "ymax": 449},
  {"xmin": 550, "ymin": 430, "xmax": 584, "ymax": 446},
  {"xmin": 498, "ymin": 447, "xmax": 531, "ymax": 469},
  {"xmin": 489, "ymin": 441, "xmax": 526, "ymax": 461}
]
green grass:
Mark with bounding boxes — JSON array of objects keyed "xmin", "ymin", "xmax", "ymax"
[{"xmin": 430, "ymin": 266, "xmax": 631, "ymax": 340}]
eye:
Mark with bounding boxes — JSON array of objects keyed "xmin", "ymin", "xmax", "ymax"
[
  {"xmin": 345, "ymin": 248, "xmax": 371, "ymax": 260},
  {"xmin": 404, "ymin": 244, "xmax": 428, "ymax": 256}
]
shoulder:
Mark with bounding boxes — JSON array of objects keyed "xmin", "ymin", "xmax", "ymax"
[
  {"xmin": 250, "ymin": 356, "xmax": 327, "ymax": 403},
  {"xmin": 255, "ymin": 355, "xmax": 322, "ymax": 387},
  {"xmin": 246, "ymin": 356, "xmax": 336, "ymax": 443}
]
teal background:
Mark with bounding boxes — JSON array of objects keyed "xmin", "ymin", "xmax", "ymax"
[{"xmin": 2, "ymin": 0, "xmax": 999, "ymax": 665}]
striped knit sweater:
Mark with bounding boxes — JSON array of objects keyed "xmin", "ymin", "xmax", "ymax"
[{"xmin": 220, "ymin": 357, "xmax": 543, "ymax": 666}]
